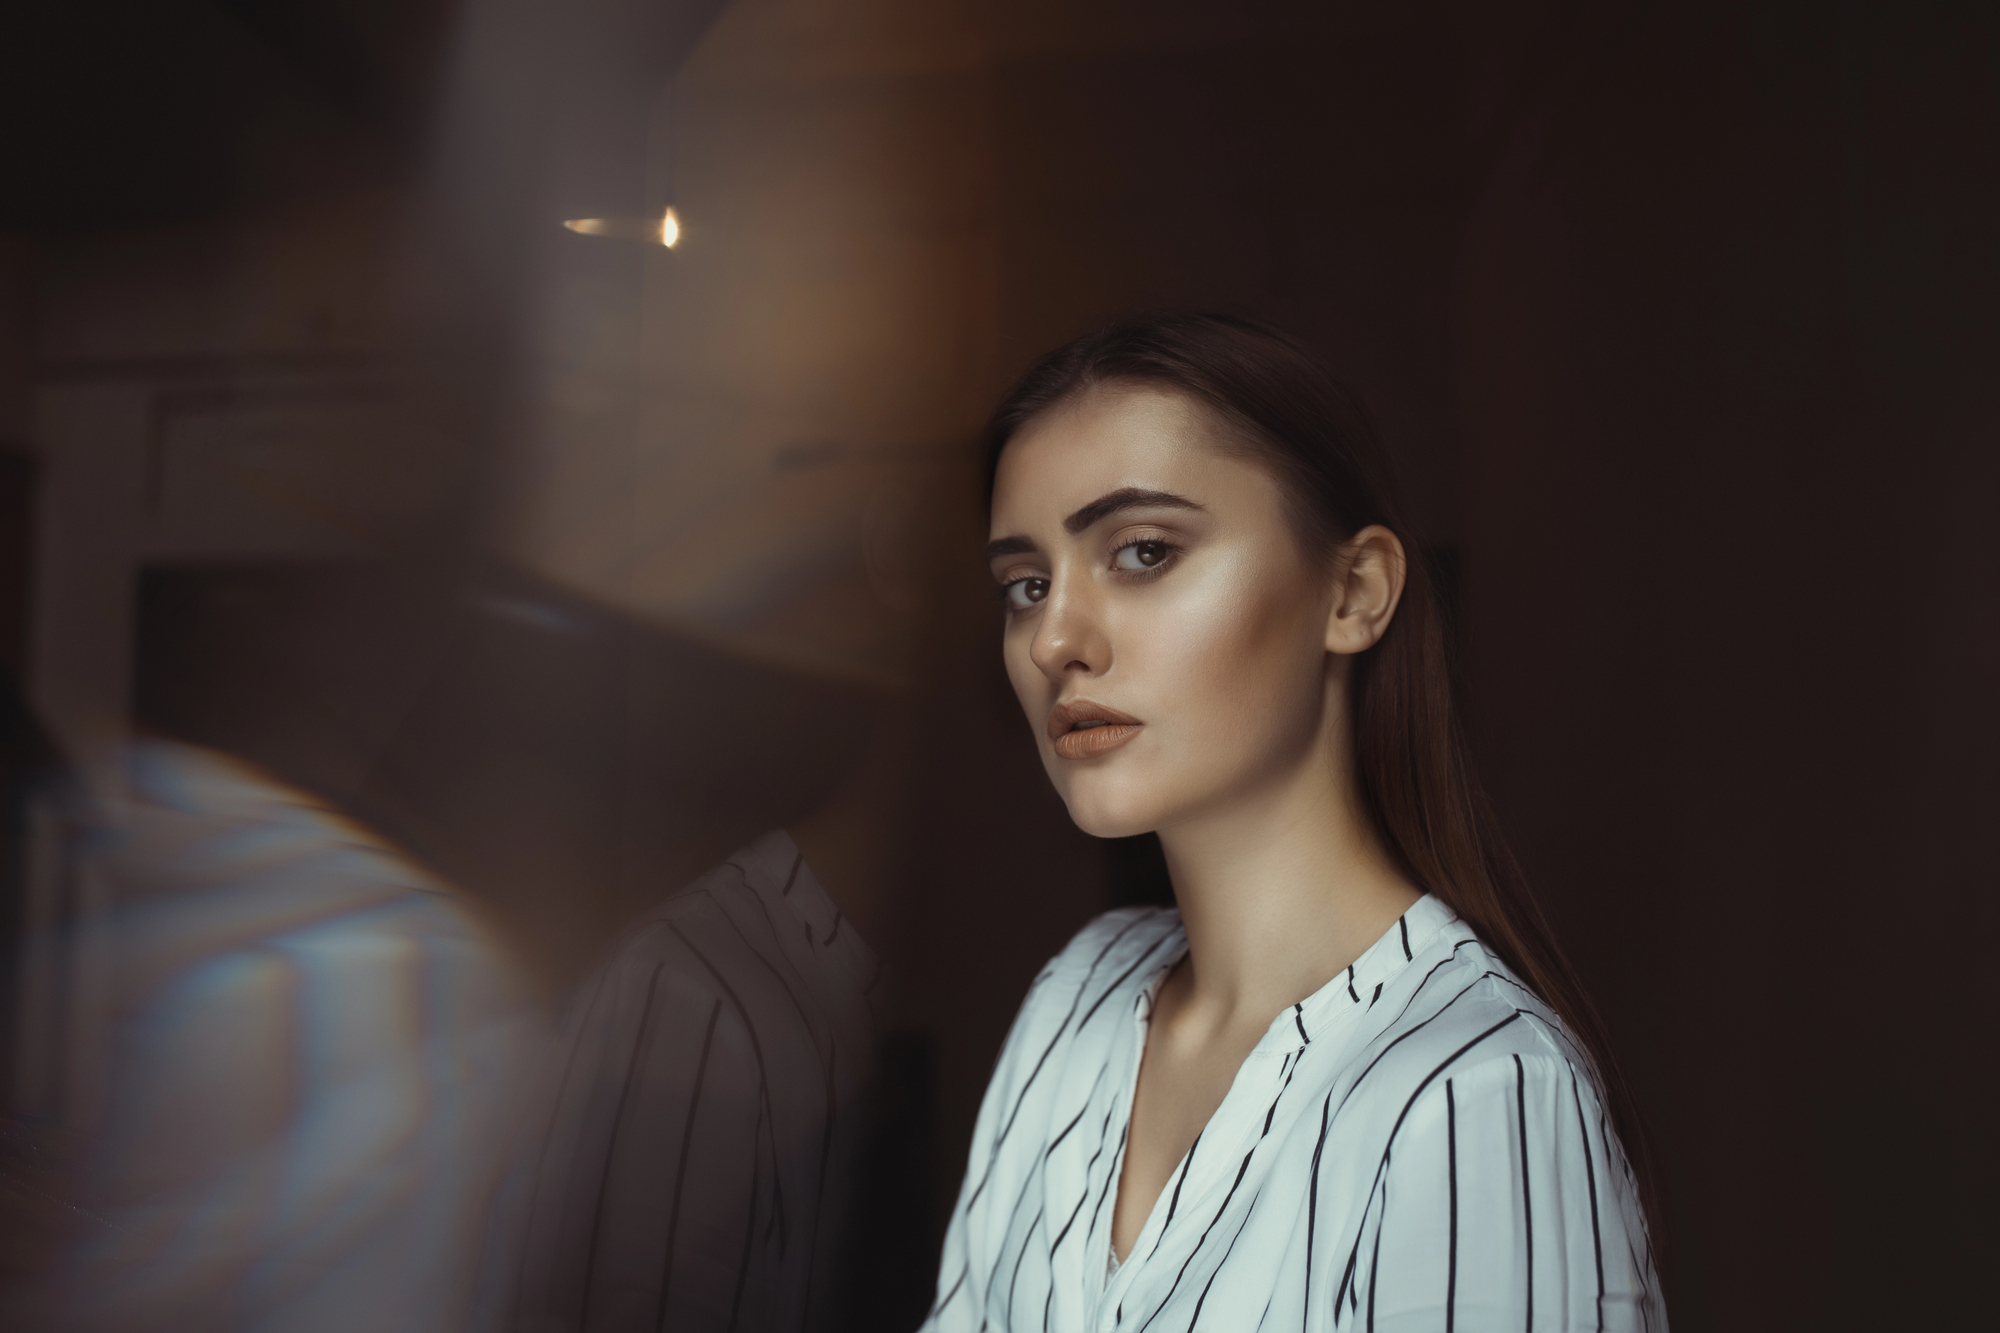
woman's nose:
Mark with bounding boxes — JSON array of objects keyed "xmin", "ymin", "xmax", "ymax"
[{"xmin": 1029, "ymin": 576, "xmax": 1110, "ymax": 681}]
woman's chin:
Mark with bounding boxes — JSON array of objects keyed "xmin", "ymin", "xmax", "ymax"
[{"xmin": 1060, "ymin": 791, "xmax": 1166, "ymax": 842}]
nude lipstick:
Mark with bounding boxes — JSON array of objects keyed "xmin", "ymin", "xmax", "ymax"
[{"xmin": 1047, "ymin": 700, "xmax": 1143, "ymax": 761}]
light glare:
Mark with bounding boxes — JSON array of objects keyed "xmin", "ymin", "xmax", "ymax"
[{"xmin": 560, "ymin": 210, "xmax": 681, "ymax": 247}]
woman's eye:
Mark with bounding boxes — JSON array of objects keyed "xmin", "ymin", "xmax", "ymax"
[
  {"xmin": 1004, "ymin": 577, "xmax": 1049, "ymax": 610},
  {"xmin": 1112, "ymin": 541, "xmax": 1171, "ymax": 572}
]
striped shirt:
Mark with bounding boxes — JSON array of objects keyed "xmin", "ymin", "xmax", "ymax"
[
  {"xmin": 508, "ymin": 831, "xmax": 882, "ymax": 1333},
  {"xmin": 922, "ymin": 895, "xmax": 1666, "ymax": 1333}
]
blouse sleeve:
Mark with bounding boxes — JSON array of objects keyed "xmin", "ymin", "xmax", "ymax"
[
  {"xmin": 918, "ymin": 964, "xmax": 1062, "ymax": 1332},
  {"xmin": 1358, "ymin": 1052, "xmax": 1665, "ymax": 1333}
]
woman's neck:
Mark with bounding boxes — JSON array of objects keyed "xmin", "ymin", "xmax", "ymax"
[{"xmin": 1155, "ymin": 732, "xmax": 1420, "ymax": 1032}]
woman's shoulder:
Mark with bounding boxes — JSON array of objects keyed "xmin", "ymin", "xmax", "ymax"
[
  {"xmin": 999, "ymin": 907, "xmax": 1185, "ymax": 1033},
  {"xmin": 1039, "ymin": 905, "xmax": 1184, "ymax": 985},
  {"xmin": 1354, "ymin": 919, "xmax": 1600, "ymax": 1108}
]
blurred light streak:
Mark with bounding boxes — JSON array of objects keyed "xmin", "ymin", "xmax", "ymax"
[{"xmin": 560, "ymin": 207, "xmax": 680, "ymax": 247}]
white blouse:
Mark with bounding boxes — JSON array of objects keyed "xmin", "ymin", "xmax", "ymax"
[{"xmin": 921, "ymin": 895, "xmax": 1666, "ymax": 1333}]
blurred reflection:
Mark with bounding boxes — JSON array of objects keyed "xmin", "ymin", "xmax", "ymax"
[
  {"xmin": 510, "ymin": 832, "xmax": 879, "ymax": 1333},
  {"xmin": 59, "ymin": 548, "xmax": 927, "ymax": 1331},
  {"xmin": 0, "ymin": 670, "xmax": 78, "ymax": 1294},
  {"xmin": 25, "ymin": 741, "xmax": 546, "ymax": 1332}
]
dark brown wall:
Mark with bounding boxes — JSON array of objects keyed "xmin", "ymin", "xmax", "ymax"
[{"xmin": 1455, "ymin": 5, "xmax": 1998, "ymax": 1326}]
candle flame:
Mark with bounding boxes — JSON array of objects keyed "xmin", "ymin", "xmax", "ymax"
[{"xmin": 560, "ymin": 210, "xmax": 681, "ymax": 247}]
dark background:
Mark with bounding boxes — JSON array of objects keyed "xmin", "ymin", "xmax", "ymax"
[{"xmin": 3, "ymin": 2, "xmax": 1995, "ymax": 1329}]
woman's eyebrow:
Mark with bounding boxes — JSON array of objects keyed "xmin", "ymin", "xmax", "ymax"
[
  {"xmin": 984, "ymin": 489, "xmax": 1204, "ymax": 563},
  {"xmin": 1062, "ymin": 487, "xmax": 1204, "ymax": 535},
  {"xmin": 983, "ymin": 534, "xmax": 1039, "ymax": 563}
]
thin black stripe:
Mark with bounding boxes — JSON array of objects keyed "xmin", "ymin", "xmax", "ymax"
[
  {"xmin": 1048, "ymin": 1178, "xmax": 1096, "ymax": 1258},
  {"xmin": 1517, "ymin": 1054, "xmax": 1533, "ymax": 1333},
  {"xmin": 1135, "ymin": 1147, "xmax": 1257, "ymax": 1333},
  {"xmin": 1076, "ymin": 931, "xmax": 1179, "ymax": 1033},
  {"xmin": 1459, "ymin": 966, "xmax": 1592, "ymax": 1069},
  {"xmin": 1005, "ymin": 1211, "xmax": 1043, "ymax": 1326},
  {"xmin": 1334, "ymin": 972, "xmax": 1497, "ymax": 1131},
  {"xmin": 724, "ymin": 1097, "xmax": 764, "ymax": 1331},
  {"xmin": 1186, "ymin": 1203, "xmax": 1258, "ymax": 1331},
  {"xmin": 666, "ymin": 926, "xmax": 788, "ymax": 1249},
  {"xmin": 1370, "ymin": 982, "xmax": 1382, "ymax": 1008},
  {"xmin": 1330, "ymin": 969, "xmax": 1515, "ymax": 1306},
  {"xmin": 800, "ymin": 1038, "xmax": 839, "ymax": 1317},
  {"xmin": 1043, "ymin": 1065, "xmax": 1121, "ymax": 1270},
  {"xmin": 764, "ymin": 1157, "xmax": 787, "ymax": 1250},
  {"xmin": 781, "ymin": 852, "xmax": 803, "ymax": 895},
  {"xmin": 577, "ymin": 962, "xmax": 667, "ymax": 1327},
  {"xmin": 1571, "ymin": 1074, "xmax": 1604, "ymax": 1333},
  {"xmin": 1163, "ymin": 1130, "xmax": 1203, "ymax": 1229},
  {"xmin": 928, "ymin": 1262, "xmax": 968, "ymax": 1321},
  {"xmin": 1399, "ymin": 915, "xmax": 1411, "ymax": 960},
  {"xmin": 1362, "ymin": 939, "xmax": 1484, "ymax": 1043},
  {"xmin": 1051, "ymin": 1098, "xmax": 1120, "ymax": 1257},
  {"xmin": 1347, "ymin": 965, "xmax": 1359, "ymax": 1002},
  {"xmin": 1446, "ymin": 1079, "xmax": 1458, "ymax": 1333},
  {"xmin": 737, "ymin": 872, "xmax": 817, "ymax": 969},
  {"xmin": 990, "ymin": 1158, "xmax": 1045, "ymax": 1299},
  {"xmin": 1262, "ymin": 1057, "xmax": 1299, "ymax": 1136},
  {"xmin": 1303, "ymin": 1095, "xmax": 1330, "ymax": 1326},
  {"xmin": 1046, "ymin": 1104, "xmax": 1090, "ymax": 1158},
  {"xmin": 1337, "ymin": 1246, "xmax": 1358, "ymax": 1316},
  {"xmin": 654, "ymin": 999, "xmax": 723, "ymax": 1329},
  {"xmin": 1136, "ymin": 1076, "xmax": 1198, "ymax": 1275},
  {"xmin": 708, "ymin": 876, "xmax": 859, "ymax": 1280},
  {"xmin": 511, "ymin": 963, "xmax": 620, "ymax": 1323},
  {"xmin": 1085, "ymin": 1122, "xmax": 1130, "ymax": 1253},
  {"xmin": 1365, "ymin": 1177, "xmax": 1385, "ymax": 1331},
  {"xmin": 977, "ymin": 914, "xmax": 1157, "ymax": 1202},
  {"xmin": 708, "ymin": 901, "xmax": 829, "ymax": 1071},
  {"xmin": 1294, "ymin": 1003, "xmax": 1310, "ymax": 1044},
  {"xmin": 1335, "ymin": 1010, "xmax": 1527, "ymax": 1313}
]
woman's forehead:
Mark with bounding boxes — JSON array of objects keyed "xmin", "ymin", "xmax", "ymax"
[{"xmin": 991, "ymin": 387, "xmax": 1238, "ymax": 527}]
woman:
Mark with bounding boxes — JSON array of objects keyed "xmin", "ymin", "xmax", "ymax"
[{"xmin": 922, "ymin": 314, "xmax": 1665, "ymax": 1332}]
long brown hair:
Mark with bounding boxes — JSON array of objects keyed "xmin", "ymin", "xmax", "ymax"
[{"xmin": 984, "ymin": 311, "xmax": 1661, "ymax": 1248}]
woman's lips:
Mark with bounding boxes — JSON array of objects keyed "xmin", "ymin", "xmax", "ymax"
[{"xmin": 1047, "ymin": 700, "xmax": 1143, "ymax": 761}]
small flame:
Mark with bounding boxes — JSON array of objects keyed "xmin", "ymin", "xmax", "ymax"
[{"xmin": 560, "ymin": 211, "xmax": 681, "ymax": 247}]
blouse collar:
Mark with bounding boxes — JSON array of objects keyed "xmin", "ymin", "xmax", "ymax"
[
  {"xmin": 1253, "ymin": 892, "xmax": 1459, "ymax": 1054},
  {"xmin": 1127, "ymin": 893, "xmax": 1460, "ymax": 1054},
  {"xmin": 727, "ymin": 828, "xmax": 881, "ymax": 991}
]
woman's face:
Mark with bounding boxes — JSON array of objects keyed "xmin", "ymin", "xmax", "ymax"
[{"xmin": 987, "ymin": 386, "xmax": 1344, "ymax": 839}]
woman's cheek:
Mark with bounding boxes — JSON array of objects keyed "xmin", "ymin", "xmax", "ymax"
[
  {"xmin": 1159, "ymin": 570, "xmax": 1319, "ymax": 750},
  {"xmin": 1151, "ymin": 565, "xmax": 1274, "ymax": 691},
  {"xmin": 1003, "ymin": 629, "xmax": 1043, "ymax": 704}
]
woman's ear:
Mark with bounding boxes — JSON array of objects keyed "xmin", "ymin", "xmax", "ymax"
[{"xmin": 1324, "ymin": 525, "xmax": 1407, "ymax": 655}]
